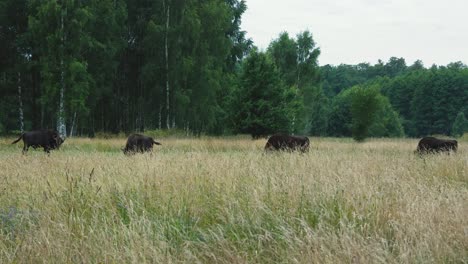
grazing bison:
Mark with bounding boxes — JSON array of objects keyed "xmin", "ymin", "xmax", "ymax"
[
  {"xmin": 11, "ymin": 130, "xmax": 65, "ymax": 154},
  {"xmin": 122, "ymin": 134, "xmax": 162, "ymax": 155},
  {"xmin": 264, "ymin": 134, "xmax": 310, "ymax": 153},
  {"xmin": 416, "ymin": 136, "xmax": 458, "ymax": 154}
]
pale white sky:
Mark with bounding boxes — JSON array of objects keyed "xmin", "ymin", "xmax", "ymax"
[{"xmin": 241, "ymin": 0, "xmax": 468, "ymax": 66}]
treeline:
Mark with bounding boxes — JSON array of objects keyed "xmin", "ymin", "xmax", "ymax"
[
  {"xmin": 1, "ymin": 0, "xmax": 467, "ymax": 138},
  {"xmin": 1, "ymin": 0, "xmax": 252, "ymax": 136},
  {"xmin": 320, "ymin": 60, "xmax": 468, "ymax": 138}
]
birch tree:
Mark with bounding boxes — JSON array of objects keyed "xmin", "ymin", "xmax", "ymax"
[
  {"xmin": 163, "ymin": 0, "xmax": 171, "ymax": 129},
  {"xmin": 57, "ymin": 0, "xmax": 67, "ymax": 137},
  {"xmin": 17, "ymin": 72, "xmax": 24, "ymax": 132}
]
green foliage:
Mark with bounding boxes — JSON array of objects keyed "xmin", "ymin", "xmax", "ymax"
[
  {"xmin": 282, "ymin": 85, "xmax": 305, "ymax": 133},
  {"xmin": 67, "ymin": 60, "xmax": 90, "ymax": 116},
  {"xmin": 229, "ymin": 50, "xmax": 291, "ymax": 138},
  {"xmin": 451, "ymin": 112, "xmax": 467, "ymax": 137},
  {"xmin": 325, "ymin": 62, "xmax": 468, "ymax": 138},
  {"xmin": 267, "ymin": 30, "xmax": 321, "ymax": 134},
  {"xmin": 327, "ymin": 89, "xmax": 353, "ymax": 137},
  {"xmin": 320, "ymin": 57, "xmax": 409, "ymax": 97},
  {"xmin": 404, "ymin": 66, "xmax": 467, "ymax": 136},
  {"xmin": 268, "ymin": 32, "xmax": 298, "ymax": 86},
  {"xmin": 350, "ymin": 85, "xmax": 381, "ymax": 141},
  {"xmin": 0, "ymin": 0, "xmax": 466, "ymax": 139},
  {"xmin": 384, "ymin": 57, "xmax": 407, "ymax": 77},
  {"xmin": 0, "ymin": 0, "xmax": 251, "ymax": 135},
  {"xmin": 327, "ymin": 84, "xmax": 404, "ymax": 139},
  {"xmin": 368, "ymin": 96, "xmax": 405, "ymax": 137},
  {"xmin": 305, "ymin": 85, "xmax": 329, "ymax": 136}
]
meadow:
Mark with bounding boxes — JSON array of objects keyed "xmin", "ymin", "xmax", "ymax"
[{"xmin": 0, "ymin": 136, "xmax": 467, "ymax": 263}]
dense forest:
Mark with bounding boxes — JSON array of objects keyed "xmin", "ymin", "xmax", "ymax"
[{"xmin": 1, "ymin": 0, "xmax": 467, "ymax": 138}]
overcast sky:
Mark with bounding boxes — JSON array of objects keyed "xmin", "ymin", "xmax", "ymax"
[{"xmin": 241, "ymin": 0, "xmax": 468, "ymax": 66}]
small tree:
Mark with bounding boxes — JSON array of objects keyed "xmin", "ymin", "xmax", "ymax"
[
  {"xmin": 452, "ymin": 111, "xmax": 467, "ymax": 137},
  {"xmin": 350, "ymin": 85, "xmax": 381, "ymax": 141}
]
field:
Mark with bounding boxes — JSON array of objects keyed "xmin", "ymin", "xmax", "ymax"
[{"xmin": 0, "ymin": 136, "xmax": 467, "ymax": 263}]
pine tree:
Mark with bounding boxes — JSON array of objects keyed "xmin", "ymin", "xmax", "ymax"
[{"xmin": 230, "ymin": 50, "xmax": 291, "ymax": 138}]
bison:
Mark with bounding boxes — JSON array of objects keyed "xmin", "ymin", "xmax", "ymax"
[
  {"xmin": 122, "ymin": 134, "xmax": 162, "ymax": 155},
  {"xmin": 11, "ymin": 130, "xmax": 65, "ymax": 154},
  {"xmin": 416, "ymin": 136, "xmax": 458, "ymax": 154},
  {"xmin": 264, "ymin": 134, "xmax": 310, "ymax": 153}
]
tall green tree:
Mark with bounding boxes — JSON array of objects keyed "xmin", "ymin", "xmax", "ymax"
[
  {"xmin": 0, "ymin": 0, "xmax": 30, "ymax": 132},
  {"xmin": 267, "ymin": 30, "xmax": 321, "ymax": 133},
  {"xmin": 229, "ymin": 50, "xmax": 291, "ymax": 138},
  {"xmin": 1, "ymin": 0, "xmax": 254, "ymax": 136},
  {"xmin": 296, "ymin": 31, "xmax": 322, "ymax": 134},
  {"xmin": 224, "ymin": 0, "xmax": 252, "ymax": 71},
  {"xmin": 268, "ymin": 32, "xmax": 297, "ymax": 86},
  {"xmin": 384, "ymin": 57, "xmax": 407, "ymax": 77},
  {"xmin": 86, "ymin": 0, "xmax": 127, "ymax": 134},
  {"xmin": 28, "ymin": 0, "xmax": 96, "ymax": 136}
]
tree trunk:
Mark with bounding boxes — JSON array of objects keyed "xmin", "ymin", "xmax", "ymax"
[
  {"xmin": 70, "ymin": 112, "xmax": 77, "ymax": 137},
  {"xmin": 57, "ymin": 63, "xmax": 66, "ymax": 137},
  {"xmin": 158, "ymin": 105, "xmax": 162, "ymax": 129},
  {"xmin": 185, "ymin": 122, "xmax": 190, "ymax": 136},
  {"xmin": 17, "ymin": 72, "xmax": 24, "ymax": 133},
  {"xmin": 41, "ymin": 105, "xmax": 44, "ymax": 129},
  {"xmin": 164, "ymin": 0, "xmax": 171, "ymax": 129},
  {"xmin": 57, "ymin": 1, "xmax": 67, "ymax": 137},
  {"xmin": 31, "ymin": 53, "xmax": 40, "ymax": 129}
]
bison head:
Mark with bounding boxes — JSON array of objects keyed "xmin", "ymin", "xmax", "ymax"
[{"xmin": 51, "ymin": 133, "xmax": 65, "ymax": 149}]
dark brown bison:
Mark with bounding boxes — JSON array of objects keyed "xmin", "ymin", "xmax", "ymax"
[
  {"xmin": 264, "ymin": 134, "xmax": 310, "ymax": 153},
  {"xmin": 11, "ymin": 130, "xmax": 65, "ymax": 154},
  {"xmin": 416, "ymin": 136, "xmax": 458, "ymax": 154},
  {"xmin": 122, "ymin": 134, "xmax": 161, "ymax": 155}
]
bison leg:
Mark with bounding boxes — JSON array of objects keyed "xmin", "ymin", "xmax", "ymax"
[
  {"xmin": 22, "ymin": 144, "xmax": 29, "ymax": 154},
  {"xmin": 301, "ymin": 143, "xmax": 310, "ymax": 153},
  {"xmin": 139, "ymin": 146, "xmax": 146, "ymax": 153},
  {"xmin": 43, "ymin": 146, "xmax": 51, "ymax": 154}
]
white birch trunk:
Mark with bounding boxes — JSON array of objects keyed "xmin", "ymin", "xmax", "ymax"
[
  {"xmin": 57, "ymin": 2, "xmax": 67, "ymax": 138},
  {"xmin": 164, "ymin": 0, "xmax": 171, "ymax": 129},
  {"xmin": 58, "ymin": 66, "xmax": 66, "ymax": 137},
  {"xmin": 17, "ymin": 72, "xmax": 24, "ymax": 133}
]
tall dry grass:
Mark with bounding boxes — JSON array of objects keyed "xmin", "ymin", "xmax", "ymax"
[{"xmin": 0, "ymin": 137, "xmax": 467, "ymax": 263}]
